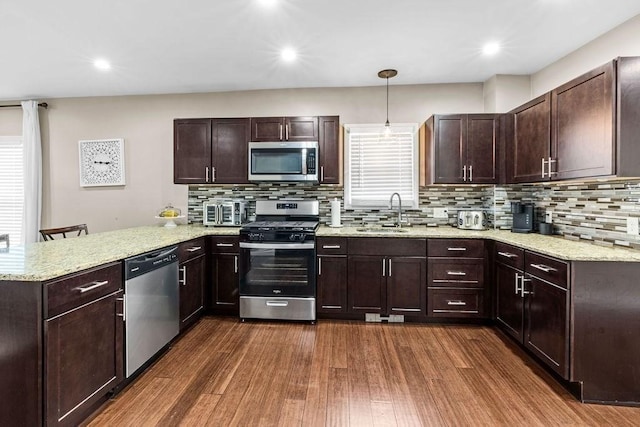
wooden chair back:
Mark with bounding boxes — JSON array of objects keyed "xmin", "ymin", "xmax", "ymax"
[{"xmin": 40, "ymin": 224, "xmax": 89, "ymax": 241}]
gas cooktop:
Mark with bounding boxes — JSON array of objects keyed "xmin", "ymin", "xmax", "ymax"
[{"xmin": 241, "ymin": 220, "xmax": 319, "ymax": 232}]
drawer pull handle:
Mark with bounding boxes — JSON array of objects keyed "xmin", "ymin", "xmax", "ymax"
[
  {"xmin": 447, "ymin": 247, "xmax": 467, "ymax": 251},
  {"xmin": 391, "ymin": 308, "xmax": 421, "ymax": 312},
  {"xmin": 187, "ymin": 246, "xmax": 202, "ymax": 252},
  {"xmin": 530, "ymin": 263, "xmax": 557, "ymax": 273},
  {"xmin": 217, "ymin": 243, "xmax": 234, "ymax": 247},
  {"xmin": 75, "ymin": 280, "xmax": 109, "ymax": 293},
  {"xmin": 322, "ymin": 245, "xmax": 341, "ymax": 249},
  {"xmin": 446, "ymin": 271, "xmax": 466, "ymax": 276},
  {"xmin": 447, "ymin": 300, "xmax": 466, "ymax": 306},
  {"xmin": 322, "ymin": 305, "xmax": 342, "ymax": 309},
  {"xmin": 498, "ymin": 251, "xmax": 517, "ymax": 258}
]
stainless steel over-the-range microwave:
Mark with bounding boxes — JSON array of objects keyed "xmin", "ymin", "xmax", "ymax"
[{"xmin": 248, "ymin": 141, "xmax": 318, "ymax": 182}]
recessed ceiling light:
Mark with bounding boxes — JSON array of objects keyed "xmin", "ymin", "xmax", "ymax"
[
  {"xmin": 93, "ymin": 58, "xmax": 111, "ymax": 71},
  {"xmin": 281, "ymin": 48, "xmax": 297, "ymax": 62},
  {"xmin": 482, "ymin": 42, "xmax": 501, "ymax": 56},
  {"xmin": 257, "ymin": 0, "xmax": 278, "ymax": 8}
]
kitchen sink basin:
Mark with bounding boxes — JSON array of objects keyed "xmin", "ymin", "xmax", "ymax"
[{"xmin": 355, "ymin": 227, "xmax": 409, "ymax": 233}]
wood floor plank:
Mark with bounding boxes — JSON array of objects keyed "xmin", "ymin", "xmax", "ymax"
[{"xmin": 88, "ymin": 317, "xmax": 640, "ymax": 427}]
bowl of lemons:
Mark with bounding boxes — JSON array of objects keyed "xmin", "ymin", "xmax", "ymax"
[{"xmin": 155, "ymin": 204, "xmax": 184, "ymax": 227}]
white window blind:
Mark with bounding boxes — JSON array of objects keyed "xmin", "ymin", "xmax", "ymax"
[
  {"xmin": 345, "ymin": 124, "xmax": 418, "ymax": 208},
  {"xmin": 0, "ymin": 137, "xmax": 24, "ymax": 246}
]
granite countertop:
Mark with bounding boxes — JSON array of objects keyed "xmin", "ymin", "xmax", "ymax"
[
  {"xmin": 2, "ymin": 223, "xmax": 640, "ymax": 282},
  {"xmin": 317, "ymin": 225, "xmax": 640, "ymax": 262}
]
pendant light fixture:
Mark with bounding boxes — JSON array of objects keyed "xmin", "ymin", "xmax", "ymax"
[{"xmin": 378, "ymin": 69, "xmax": 397, "ymax": 135}]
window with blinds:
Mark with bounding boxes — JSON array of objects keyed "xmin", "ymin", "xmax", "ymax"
[
  {"xmin": 344, "ymin": 124, "xmax": 418, "ymax": 208},
  {"xmin": 0, "ymin": 137, "xmax": 24, "ymax": 246}
]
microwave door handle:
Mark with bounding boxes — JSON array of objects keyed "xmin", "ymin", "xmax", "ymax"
[{"xmin": 301, "ymin": 148, "xmax": 307, "ymax": 175}]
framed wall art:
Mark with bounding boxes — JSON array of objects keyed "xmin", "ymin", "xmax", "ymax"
[{"xmin": 78, "ymin": 138, "xmax": 126, "ymax": 187}]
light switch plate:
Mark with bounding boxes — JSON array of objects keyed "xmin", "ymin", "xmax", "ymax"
[
  {"xmin": 545, "ymin": 211, "xmax": 553, "ymax": 223},
  {"xmin": 433, "ymin": 208, "xmax": 449, "ymax": 218},
  {"xmin": 627, "ymin": 217, "xmax": 639, "ymax": 235}
]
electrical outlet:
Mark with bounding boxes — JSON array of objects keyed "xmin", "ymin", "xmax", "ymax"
[
  {"xmin": 433, "ymin": 208, "xmax": 449, "ymax": 218},
  {"xmin": 545, "ymin": 211, "xmax": 553, "ymax": 223},
  {"xmin": 627, "ymin": 217, "xmax": 639, "ymax": 235}
]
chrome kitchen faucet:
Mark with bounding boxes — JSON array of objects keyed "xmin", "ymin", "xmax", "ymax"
[{"xmin": 389, "ymin": 192, "xmax": 402, "ymax": 227}]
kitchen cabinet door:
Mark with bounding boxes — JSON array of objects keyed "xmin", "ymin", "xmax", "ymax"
[
  {"xmin": 506, "ymin": 93, "xmax": 551, "ymax": 183},
  {"xmin": 45, "ymin": 291, "xmax": 123, "ymax": 427},
  {"xmin": 211, "ymin": 118, "xmax": 250, "ymax": 184},
  {"xmin": 286, "ymin": 116, "xmax": 319, "ymax": 141},
  {"xmin": 433, "ymin": 115, "xmax": 466, "ymax": 183},
  {"xmin": 318, "ymin": 115, "xmax": 340, "ymax": 183},
  {"xmin": 551, "ymin": 61, "xmax": 615, "ymax": 180},
  {"xmin": 495, "ymin": 262, "xmax": 524, "ymax": 341},
  {"xmin": 386, "ymin": 256, "xmax": 426, "ymax": 316},
  {"xmin": 347, "ymin": 255, "xmax": 385, "ymax": 314},
  {"xmin": 317, "ymin": 255, "xmax": 348, "ymax": 313},
  {"xmin": 250, "ymin": 117, "xmax": 284, "ymax": 141},
  {"xmin": 211, "ymin": 253, "xmax": 239, "ymax": 314},
  {"xmin": 466, "ymin": 115, "xmax": 499, "ymax": 183},
  {"xmin": 174, "ymin": 119, "xmax": 211, "ymax": 184},
  {"xmin": 250, "ymin": 116, "xmax": 318, "ymax": 141},
  {"xmin": 179, "ymin": 254, "xmax": 205, "ymax": 331},
  {"xmin": 524, "ymin": 275, "xmax": 569, "ymax": 378}
]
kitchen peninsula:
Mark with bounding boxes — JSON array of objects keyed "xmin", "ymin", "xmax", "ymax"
[{"xmin": 2, "ymin": 224, "xmax": 640, "ymax": 426}]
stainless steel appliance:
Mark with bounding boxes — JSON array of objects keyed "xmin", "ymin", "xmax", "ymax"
[
  {"xmin": 248, "ymin": 141, "xmax": 318, "ymax": 182},
  {"xmin": 457, "ymin": 210, "xmax": 488, "ymax": 230},
  {"xmin": 239, "ymin": 199, "xmax": 319, "ymax": 321},
  {"xmin": 203, "ymin": 199, "xmax": 247, "ymax": 226},
  {"xmin": 511, "ymin": 202, "xmax": 534, "ymax": 233},
  {"xmin": 123, "ymin": 246, "xmax": 179, "ymax": 377}
]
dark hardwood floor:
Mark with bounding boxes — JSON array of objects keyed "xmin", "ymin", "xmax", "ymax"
[{"xmin": 89, "ymin": 317, "xmax": 640, "ymax": 426}]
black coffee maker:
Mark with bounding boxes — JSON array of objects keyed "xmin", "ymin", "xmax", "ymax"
[{"xmin": 511, "ymin": 202, "xmax": 534, "ymax": 233}]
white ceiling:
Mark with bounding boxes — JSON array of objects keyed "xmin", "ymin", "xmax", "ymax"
[{"xmin": 2, "ymin": 0, "xmax": 640, "ymax": 101}]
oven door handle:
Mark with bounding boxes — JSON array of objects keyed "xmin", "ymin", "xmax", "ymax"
[{"xmin": 239, "ymin": 242, "xmax": 315, "ymax": 250}]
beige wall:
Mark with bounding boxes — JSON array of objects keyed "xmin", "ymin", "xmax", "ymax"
[
  {"xmin": 532, "ymin": 14, "xmax": 640, "ymax": 96},
  {"xmin": 3, "ymin": 83, "xmax": 483, "ymax": 233},
  {"xmin": 483, "ymin": 75, "xmax": 531, "ymax": 113}
]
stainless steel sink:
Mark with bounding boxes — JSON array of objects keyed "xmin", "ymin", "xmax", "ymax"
[{"xmin": 355, "ymin": 227, "xmax": 409, "ymax": 233}]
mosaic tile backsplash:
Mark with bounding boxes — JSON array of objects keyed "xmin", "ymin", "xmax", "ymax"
[{"xmin": 188, "ymin": 179, "xmax": 640, "ymax": 250}]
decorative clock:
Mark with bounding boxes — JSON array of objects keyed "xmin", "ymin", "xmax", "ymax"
[{"xmin": 79, "ymin": 138, "xmax": 126, "ymax": 187}]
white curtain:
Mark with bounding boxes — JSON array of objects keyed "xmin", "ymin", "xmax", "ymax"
[{"xmin": 21, "ymin": 100, "xmax": 42, "ymax": 244}]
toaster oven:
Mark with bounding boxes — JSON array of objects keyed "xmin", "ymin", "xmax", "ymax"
[{"xmin": 203, "ymin": 200, "xmax": 247, "ymax": 226}]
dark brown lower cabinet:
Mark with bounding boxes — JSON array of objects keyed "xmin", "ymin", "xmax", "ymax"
[
  {"xmin": 45, "ymin": 291, "xmax": 123, "ymax": 427},
  {"xmin": 495, "ymin": 262, "xmax": 524, "ymax": 340},
  {"xmin": 209, "ymin": 236, "xmax": 240, "ymax": 314},
  {"xmin": 179, "ymin": 254, "xmax": 205, "ymax": 330},
  {"xmin": 317, "ymin": 255, "xmax": 348, "ymax": 314}
]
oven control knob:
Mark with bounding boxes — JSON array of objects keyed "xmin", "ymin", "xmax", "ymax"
[
  {"xmin": 249, "ymin": 232, "xmax": 264, "ymax": 241},
  {"xmin": 289, "ymin": 233, "xmax": 304, "ymax": 241}
]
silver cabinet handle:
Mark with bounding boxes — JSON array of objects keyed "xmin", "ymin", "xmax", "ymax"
[
  {"xmin": 187, "ymin": 246, "xmax": 202, "ymax": 252},
  {"xmin": 75, "ymin": 280, "xmax": 108, "ymax": 293},
  {"xmin": 382, "ymin": 259, "xmax": 386, "ymax": 277},
  {"xmin": 212, "ymin": 167, "xmax": 216, "ymax": 182},
  {"xmin": 548, "ymin": 157, "xmax": 557, "ymax": 176},
  {"xmin": 266, "ymin": 300, "xmax": 288, "ymax": 307},
  {"xmin": 541, "ymin": 158, "xmax": 547, "ymax": 178},
  {"xmin": 447, "ymin": 247, "xmax": 467, "ymax": 252},
  {"xmin": 530, "ymin": 263, "xmax": 557, "ymax": 273},
  {"xmin": 234, "ymin": 255, "xmax": 238, "ymax": 273},
  {"xmin": 217, "ymin": 243, "xmax": 234, "ymax": 247},
  {"xmin": 463, "ymin": 165, "xmax": 467, "ymax": 181},
  {"xmin": 179, "ymin": 266, "xmax": 187, "ymax": 286},
  {"xmin": 498, "ymin": 251, "xmax": 517, "ymax": 258},
  {"xmin": 446, "ymin": 271, "xmax": 466, "ymax": 276},
  {"xmin": 116, "ymin": 297, "xmax": 126, "ymax": 322},
  {"xmin": 285, "ymin": 123, "xmax": 289, "ymax": 140},
  {"xmin": 447, "ymin": 300, "xmax": 467, "ymax": 306},
  {"xmin": 279, "ymin": 123, "xmax": 283, "ymax": 140},
  {"xmin": 391, "ymin": 308, "xmax": 420, "ymax": 312},
  {"xmin": 321, "ymin": 166, "xmax": 324, "ymax": 181},
  {"xmin": 322, "ymin": 245, "xmax": 341, "ymax": 249},
  {"xmin": 520, "ymin": 277, "xmax": 532, "ymax": 297},
  {"xmin": 515, "ymin": 273, "xmax": 522, "ymax": 295},
  {"xmin": 388, "ymin": 259, "xmax": 392, "ymax": 277},
  {"xmin": 318, "ymin": 257, "xmax": 322, "ymax": 276},
  {"xmin": 322, "ymin": 305, "xmax": 342, "ymax": 309},
  {"xmin": 206, "ymin": 166, "xmax": 210, "ymax": 182},
  {"xmin": 469, "ymin": 165, "xmax": 473, "ymax": 181}
]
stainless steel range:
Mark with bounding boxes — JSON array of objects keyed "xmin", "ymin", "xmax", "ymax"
[{"xmin": 238, "ymin": 199, "xmax": 319, "ymax": 322}]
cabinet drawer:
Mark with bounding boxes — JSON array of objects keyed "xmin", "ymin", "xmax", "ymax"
[
  {"xmin": 209, "ymin": 236, "xmax": 239, "ymax": 253},
  {"xmin": 348, "ymin": 237, "xmax": 426, "ymax": 256},
  {"xmin": 525, "ymin": 252, "xmax": 568, "ymax": 289},
  {"xmin": 428, "ymin": 288, "xmax": 484, "ymax": 318},
  {"xmin": 317, "ymin": 237, "xmax": 347, "ymax": 255},
  {"xmin": 45, "ymin": 262, "xmax": 123, "ymax": 318},
  {"xmin": 428, "ymin": 259, "xmax": 484, "ymax": 288},
  {"xmin": 428, "ymin": 239, "xmax": 484, "ymax": 258},
  {"xmin": 494, "ymin": 242, "xmax": 525, "ymax": 270},
  {"xmin": 178, "ymin": 237, "xmax": 206, "ymax": 261}
]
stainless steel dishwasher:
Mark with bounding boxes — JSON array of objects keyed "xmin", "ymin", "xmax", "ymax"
[{"xmin": 123, "ymin": 246, "xmax": 179, "ymax": 378}]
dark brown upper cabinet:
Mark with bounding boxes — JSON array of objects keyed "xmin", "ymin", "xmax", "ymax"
[
  {"xmin": 506, "ymin": 57, "xmax": 640, "ymax": 183},
  {"xmin": 423, "ymin": 114, "xmax": 499, "ymax": 185},
  {"xmin": 250, "ymin": 116, "xmax": 319, "ymax": 142},
  {"xmin": 174, "ymin": 118, "xmax": 250, "ymax": 184},
  {"xmin": 318, "ymin": 116, "xmax": 340, "ymax": 184}
]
